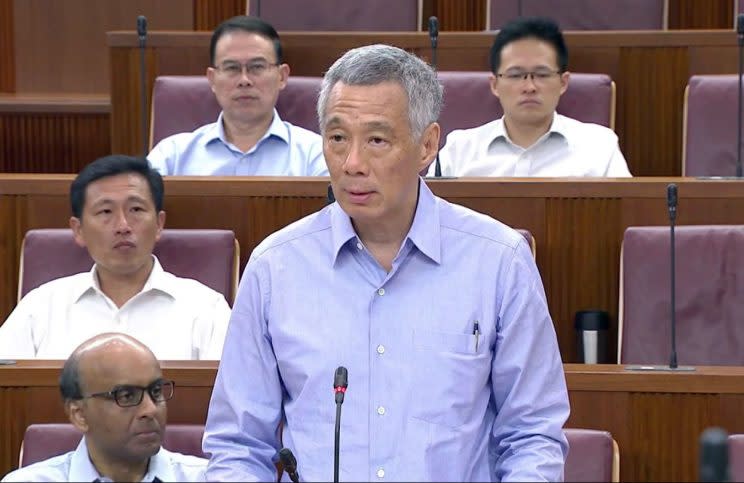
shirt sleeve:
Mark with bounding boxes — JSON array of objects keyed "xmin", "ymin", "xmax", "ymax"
[
  {"xmin": 307, "ymin": 136, "xmax": 330, "ymax": 176},
  {"xmin": 147, "ymin": 137, "xmax": 176, "ymax": 175},
  {"xmin": 605, "ymin": 143, "xmax": 632, "ymax": 177},
  {"xmin": 489, "ymin": 241, "xmax": 570, "ymax": 482},
  {"xmin": 203, "ymin": 258, "xmax": 282, "ymax": 481},
  {"xmin": 193, "ymin": 291, "xmax": 232, "ymax": 360},
  {"xmin": 0, "ymin": 292, "xmax": 41, "ymax": 359}
]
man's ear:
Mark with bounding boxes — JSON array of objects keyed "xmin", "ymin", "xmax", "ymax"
[
  {"xmin": 66, "ymin": 400, "xmax": 89, "ymax": 433},
  {"xmin": 206, "ymin": 67, "xmax": 217, "ymax": 94},
  {"xmin": 489, "ymin": 73, "xmax": 500, "ymax": 99},
  {"xmin": 417, "ymin": 122, "xmax": 441, "ymax": 173},
  {"xmin": 70, "ymin": 217, "xmax": 86, "ymax": 249},
  {"xmin": 155, "ymin": 211, "xmax": 166, "ymax": 243}
]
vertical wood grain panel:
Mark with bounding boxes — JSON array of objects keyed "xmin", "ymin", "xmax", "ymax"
[
  {"xmin": 193, "ymin": 0, "xmax": 245, "ymax": 31},
  {"xmin": 0, "ymin": 114, "xmax": 110, "ymax": 173},
  {"xmin": 668, "ymin": 0, "xmax": 734, "ymax": 29},
  {"xmin": 423, "ymin": 0, "xmax": 487, "ymax": 31},
  {"xmin": 0, "ymin": 0, "xmax": 14, "ymax": 92}
]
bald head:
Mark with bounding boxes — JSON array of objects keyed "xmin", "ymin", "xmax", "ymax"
[{"xmin": 60, "ymin": 333, "xmax": 158, "ymax": 402}]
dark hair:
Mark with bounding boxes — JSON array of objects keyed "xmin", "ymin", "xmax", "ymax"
[
  {"xmin": 489, "ymin": 17, "xmax": 568, "ymax": 74},
  {"xmin": 59, "ymin": 353, "xmax": 83, "ymax": 402},
  {"xmin": 70, "ymin": 155, "xmax": 164, "ymax": 219},
  {"xmin": 210, "ymin": 15, "xmax": 283, "ymax": 66}
]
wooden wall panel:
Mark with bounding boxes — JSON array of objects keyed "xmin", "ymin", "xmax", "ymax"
[
  {"xmin": 193, "ymin": 0, "xmax": 245, "ymax": 31},
  {"xmin": 0, "ymin": 0, "xmax": 14, "ymax": 93},
  {"xmin": 423, "ymin": 0, "xmax": 487, "ymax": 31},
  {"xmin": 668, "ymin": 0, "xmax": 734, "ymax": 29},
  {"xmin": 0, "ymin": 113, "xmax": 111, "ymax": 173}
]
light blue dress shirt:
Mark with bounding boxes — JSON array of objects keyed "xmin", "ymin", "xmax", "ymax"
[
  {"xmin": 204, "ymin": 180, "xmax": 569, "ymax": 482},
  {"xmin": 2, "ymin": 437, "xmax": 207, "ymax": 482},
  {"xmin": 147, "ymin": 110, "xmax": 328, "ymax": 176}
]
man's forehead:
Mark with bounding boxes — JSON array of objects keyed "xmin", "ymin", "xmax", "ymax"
[
  {"xmin": 84, "ymin": 174, "xmax": 152, "ymax": 204},
  {"xmin": 500, "ymin": 38, "xmax": 559, "ymax": 66}
]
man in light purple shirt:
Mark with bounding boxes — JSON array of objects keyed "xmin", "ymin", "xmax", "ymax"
[{"xmin": 204, "ymin": 44, "xmax": 569, "ymax": 481}]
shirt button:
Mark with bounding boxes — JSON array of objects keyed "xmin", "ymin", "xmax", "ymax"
[
  {"xmin": 377, "ymin": 406, "xmax": 386, "ymax": 415},
  {"xmin": 376, "ymin": 345, "xmax": 385, "ymax": 355},
  {"xmin": 377, "ymin": 288, "xmax": 385, "ymax": 296},
  {"xmin": 377, "ymin": 468, "xmax": 385, "ymax": 478},
  {"xmin": 356, "ymin": 242, "xmax": 363, "ymax": 250}
]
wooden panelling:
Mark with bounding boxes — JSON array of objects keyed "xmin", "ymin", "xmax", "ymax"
[
  {"xmin": 668, "ymin": 0, "xmax": 735, "ymax": 29},
  {"xmin": 0, "ymin": 113, "xmax": 111, "ymax": 173},
  {"xmin": 0, "ymin": 0, "xmax": 14, "ymax": 93},
  {"xmin": 193, "ymin": 0, "xmax": 245, "ymax": 31},
  {"xmin": 3, "ymin": 178, "xmax": 744, "ymax": 365},
  {"xmin": 423, "ymin": 0, "xmax": 487, "ymax": 31}
]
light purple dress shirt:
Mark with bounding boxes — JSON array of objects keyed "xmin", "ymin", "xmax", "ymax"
[{"xmin": 204, "ymin": 180, "xmax": 569, "ymax": 482}]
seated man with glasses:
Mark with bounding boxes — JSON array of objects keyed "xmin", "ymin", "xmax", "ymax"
[
  {"xmin": 1, "ymin": 333, "xmax": 206, "ymax": 482},
  {"xmin": 429, "ymin": 16, "xmax": 631, "ymax": 177},
  {"xmin": 148, "ymin": 15, "xmax": 327, "ymax": 176}
]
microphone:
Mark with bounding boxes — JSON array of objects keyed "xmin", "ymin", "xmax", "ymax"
[
  {"xmin": 137, "ymin": 15, "xmax": 149, "ymax": 158},
  {"xmin": 333, "ymin": 366, "xmax": 348, "ymax": 483},
  {"xmin": 699, "ymin": 427, "xmax": 729, "ymax": 482},
  {"xmin": 278, "ymin": 447, "xmax": 300, "ymax": 483},
  {"xmin": 737, "ymin": 14, "xmax": 744, "ymax": 177},
  {"xmin": 428, "ymin": 16, "xmax": 439, "ymax": 70},
  {"xmin": 327, "ymin": 183, "xmax": 335, "ymax": 204}
]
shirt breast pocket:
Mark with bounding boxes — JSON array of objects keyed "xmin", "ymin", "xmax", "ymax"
[{"xmin": 410, "ymin": 329, "xmax": 491, "ymax": 428}]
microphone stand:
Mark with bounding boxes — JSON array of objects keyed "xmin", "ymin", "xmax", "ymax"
[
  {"xmin": 333, "ymin": 366, "xmax": 347, "ymax": 483},
  {"xmin": 738, "ymin": 15, "xmax": 744, "ymax": 177},
  {"xmin": 137, "ymin": 15, "xmax": 148, "ymax": 158}
]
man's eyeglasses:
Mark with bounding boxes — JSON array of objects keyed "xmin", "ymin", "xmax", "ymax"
[
  {"xmin": 497, "ymin": 69, "xmax": 562, "ymax": 83},
  {"xmin": 85, "ymin": 379, "xmax": 175, "ymax": 408},
  {"xmin": 214, "ymin": 61, "xmax": 280, "ymax": 78}
]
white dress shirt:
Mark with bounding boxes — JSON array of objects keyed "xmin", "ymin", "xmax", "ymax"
[
  {"xmin": 430, "ymin": 113, "xmax": 632, "ymax": 177},
  {"xmin": 1, "ymin": 437, "xmax": 207, "ymax": 482},
  {"xmin": 0, "ymin": 257, "xmax": 230, "ymax": 360}
]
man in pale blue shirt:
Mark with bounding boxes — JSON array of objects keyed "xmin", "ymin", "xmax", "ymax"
[
  {"xmin": 204, "ymin": 44, "xmax": 569, "ymax": 481},
  {"xmin": 147, "ymin": 16, "xmax": 327, "ymax": 176},
  {"xmin": 2, "ymin": 333, "xmax": 207, "ymax": 482}
]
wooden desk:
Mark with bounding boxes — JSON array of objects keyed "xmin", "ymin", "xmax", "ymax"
[
  {"xmin": 2, "ymin": 362, "xmax": 742, "ymax": 481},
  {"xmin": 107, "ymin": 30, "xmax": 740, "ymax": 177}
]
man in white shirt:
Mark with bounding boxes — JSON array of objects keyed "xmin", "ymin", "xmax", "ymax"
[
  {"xmin": 0, "ymin": 155, "xmax": 230, "ymax": 360},
  {"xmin": 430, "ymin": 16, "xmax": 632, "ymax": 177},
  {"xmin": 148, "ymin": 16, "xmax": 328, "ymax": 176},
  {"xmin": 2, "ymin": 333, "xmax": 208, "ymax": 482}
]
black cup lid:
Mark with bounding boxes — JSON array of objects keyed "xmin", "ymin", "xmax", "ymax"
[{"xmin": 574, "ymin": 310, "xmax": 610, "ymax": 330}]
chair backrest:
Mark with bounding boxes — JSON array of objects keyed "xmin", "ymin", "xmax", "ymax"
[
  {"xmin": 149, "ymin": 75, "xmax": 322, "ymax": 149},
  {"xmin": 19, "ymin": 229, "xmax": 239, "ymax": 304},
  {"xmin": 730, "ymin": 434, "xmax": 744, "ymax": 482},
  {"xmin": 619, "ymin": 225, "xmax": 744, "ymax": 365},
  {"xmin": 437, "ymin": 71, "xmax": 615, "ymax": 145},
  {"xmin": 489, "ymin": 0, "xmax": 667, "ymax": 30},
  {"xmin": 683, "ymin": 75, "xmax": 743, "ymax": 177},
  {"xmin": 19, "ymin": 423, "xmax": 205, "ymax": 467},
  {"xmin": 247, "ymin": 0, "xmax": 419, "ymax": 31},
  {"xmin": 564, "ymin": 428, "xmax": 619, "ymax": 482}
]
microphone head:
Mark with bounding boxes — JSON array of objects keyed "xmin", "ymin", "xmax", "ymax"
[
  {"xmin": 737, "ymin": 13, "xmax": 744, "ymax": 36},
  {"xmin": 699, "ymin": 427, "xmax": 728, "ymax": 482},
  {"xmin": 278, "ymin": 447, "xmax": 297, "ymax": 470},
  {"xmin": 334, "ymin": 366, "xmax": 348, "ymax": 388},
  {"xmin": 666, "ymin": 183, "xmax": 678, "ymax": 209},
  {"xmin": 428, "ymin": 16, "xmax": 439, "ymax": 38},
  {"xmin": 137, "ymin": 15, "xmax": 147, "ymax": 37}
]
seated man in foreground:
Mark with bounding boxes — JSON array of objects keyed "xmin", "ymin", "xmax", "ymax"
[
  {"xmin": 148, "ymin": 15, "xmax": 327, "ymax": 176},
  {"xmin": 431, "ymin": 16, "xmax": 631, "ymax": 177},
  {"xmin": 1, "ymin": 333, "xmax": 207, "ymax": 482},
  {"xmin": 0, "ymin": 155, "xmax": 230, "ymax": 360}
]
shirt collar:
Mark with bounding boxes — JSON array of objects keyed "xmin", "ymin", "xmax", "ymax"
[
  {"xmin": 72, "ymin": 255, "xmax": 173, "ymax": 303},
  {"xmin": 207, "ymin": 109, "xmax": 290, "ymax": 147},
  {"xmin": 489, "ymin": 111, "xmax": 565, "ymax": 147},
  {"xmin": 70, "ymin": 437, "xmax": 170, "ymax": 482},
  {"xmin": 329, "ymin": 179, "xmax": 442, "ymax": 265}
]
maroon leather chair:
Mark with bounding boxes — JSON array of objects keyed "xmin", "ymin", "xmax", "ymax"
[
  {"xmin": 730, "ymin": 434, "xmax": 744, "ymax": 482},
  {"xmin": 149, "ymin": 75, "xmax": 322, "ymax": 149},
  {"xmin": 437, "ymin": 71, "xmax": 615, "ymax": 145},
  {"xmin": 248, "ymin": 0, "xmax": 419, "ymax": 31},
  {"xmin": 19, "ymin": 424, "xmax": 205, "ymax": 467},
  {"xmin": 489, "ymin": 0, "xmax": 667, "ymax": 30},
  {"xmin": 619, "ymin": 225, "xmax": 744, "ymax": 365},
  {"xmin": 564, "ymin": 428, "xmax": 618, "ymax": 482},
  {"xmin": 683, "ymin": 75, "xmax": 743, "ymax": 177},
  {"xmin": 19, "ymin": 228, "xmax": 239, "ymax": 304},
  {"xmin": 515, "ymin": 228, "xmax": 536, "ymax": 258}
]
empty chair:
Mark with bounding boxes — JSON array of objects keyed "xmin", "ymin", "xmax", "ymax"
[
  {"xmin": 437, "ymin": 71, "xmax": 615, "ymax": 145},
  {"xmin": 618, "ymin": 225, "xmax": 744, "ymax": 365},
  {"xmin": 564, "ymin": 428, "xmax": 619, "ymax": 482},
  {"xmin": 730, "ymin": 434, "xmax": 744, "ymax": 482},
  {"xmin": 149, "ymin": 75, "xmax": 322, "ymax": 149},
  {"xmin": 248, "ymin": 0, "xmax": 419, "ymax": 31},
  {"xmin": 19, "ymin": 228, "xmax": 239, "ymax": 304},
  {"xmin": 489, "ymin": 0, "xmax": 667, "ymax": 30},
  {"xmin": 19, "ymin": 424, "xmax": 205, "ymax": 467},
  {"xmin": 683, "ymin": 75, "xmax": 744, "ymax": 177}
]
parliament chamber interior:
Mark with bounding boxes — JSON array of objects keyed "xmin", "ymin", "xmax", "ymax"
[{"xmin": 2, "ymin": 0, "xmax": 744, "ymax": 481}]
